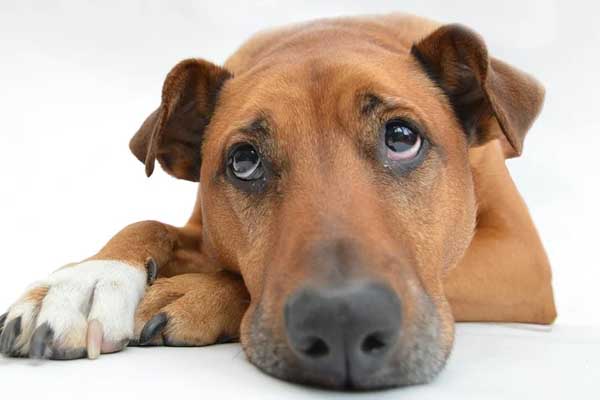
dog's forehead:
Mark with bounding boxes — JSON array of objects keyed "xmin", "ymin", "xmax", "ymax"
[
  {"xmin": 220, "ymin": 51, "xmax": 442, "ymax": 132},
  {"xmin": 248, "ymin": 54, "xmax": 410, "ymax": 101}
]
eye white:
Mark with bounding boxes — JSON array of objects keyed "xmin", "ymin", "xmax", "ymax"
[
  {"xmin": 386, "ymin": 134, "xmax": 421, "ymax": 161},
  {"xmin": 235, "ymin": 159, "xmax": 260, "ymax": 179}
]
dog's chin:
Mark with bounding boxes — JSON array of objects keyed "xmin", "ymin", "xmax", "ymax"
[{"xmin": 242, "ymin": 299, "xmax": 453, "ymax": 391}]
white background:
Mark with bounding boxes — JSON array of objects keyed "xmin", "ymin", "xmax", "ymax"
[{"xmin": 0, "ymin": 1, "xmax": 599, "ymax": 398}]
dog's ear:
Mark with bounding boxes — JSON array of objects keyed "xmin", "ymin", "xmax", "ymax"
[
  {"xmin": 411, "ymin": 24, "xmax": 544, "ymax": 158},
  {"xmin": 130, "ymin": 59, "xmax": 232, "ymax": 181}
]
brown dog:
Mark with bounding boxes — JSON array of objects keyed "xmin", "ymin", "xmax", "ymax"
[{"xmin": 0, "ymin": 13, "xmax": 556, "ymax": 389}]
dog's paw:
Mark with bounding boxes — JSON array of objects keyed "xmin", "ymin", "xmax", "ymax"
[
  {"xmin": 0, "ymin": 260, "xmax": 147, "ymax": 359},
  {"xmin": 132, "ymin": 273, "xmax": 248, "ymax": 347}
]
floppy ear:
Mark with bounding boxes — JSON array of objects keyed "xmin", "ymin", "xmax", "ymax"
[
  {"xmin": 130, "ymin": 59, "xmax": 232, "ymax": 181},
  {"xmin": 411, "ymin": 24, "xmax": 545, "ymax": 158}
]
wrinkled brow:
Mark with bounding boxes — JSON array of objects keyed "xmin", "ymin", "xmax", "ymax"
[
  {"xmin": 239, "ymin": 115, "xmax": 272, "ymax": 140},
  {"xmin": 360, "ymin": 93, "xmax": 406, "ymax": 116}
]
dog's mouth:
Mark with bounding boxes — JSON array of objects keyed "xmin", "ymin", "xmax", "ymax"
[{"xmin": 241, "ymin": 282, "xmax": 453, "ymax": 390}]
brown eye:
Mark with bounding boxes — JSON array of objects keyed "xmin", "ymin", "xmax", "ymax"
[
  {"xmin": 228, "ymin": 143, "xmax": 264, "ymax": 181},
  {"xmin": 384, "ymin": 120, "xmax": 422, "ymax": 161}
]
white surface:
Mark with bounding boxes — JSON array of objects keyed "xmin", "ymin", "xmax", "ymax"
[
  {"xmin": 1, "ymin": 0, "xmax": 599, "ymax": 398},
  {"xmin": 1, "ymin": 324, "xmax": 598, "ymax": 399}
]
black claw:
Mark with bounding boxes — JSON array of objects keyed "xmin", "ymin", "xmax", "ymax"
[
  {"xmin": 139, "ymin": 313, "xmax": 168, "ymax": 345},
  {"xmin": 29, "ymin": 323, "xmax": 54, "ymax": 359},
  {"xmin": 0, "ymin": 316, "xmax": 22, "ymax": 355},
  {"xmin": 145, "ymin": 258, "xmax": 158, "ymax": 285},
  {"xmin": 0, "ymin": 312, "xmax": 7, "ymax": 334}
]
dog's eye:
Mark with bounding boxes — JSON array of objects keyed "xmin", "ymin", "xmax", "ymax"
[
  {"xmin": 384, "ymin": 120, "xmax": 422, "ymax": 161},
  {"xmin": 228, "ymin": 143, "xmax": 264, "ymax": 181}
]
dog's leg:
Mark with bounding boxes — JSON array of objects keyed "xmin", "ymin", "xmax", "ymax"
[
  {"xmin": 443, "ymin": 141, "xmax": 557, "ymax": 324},
  {"xmin": 132, "ymin": 272, "xmax": 248, "ymax": 346},
  {"xmin": 0, "ymin": 220, "xmax": 210, "ymax": 359}
]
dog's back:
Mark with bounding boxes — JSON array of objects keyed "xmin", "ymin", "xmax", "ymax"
[{"xmin": 226, "ymin": 14, "xmax": 439, "ymax": 74}]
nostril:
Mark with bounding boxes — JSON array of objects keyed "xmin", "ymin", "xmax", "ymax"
[
  {"xmin": 302, "ymin": 336, "xmax": 330, "ymax": 358},
  {"xmin": 361, "ymin": 332, "xmax": 387, "ymax": 354}
]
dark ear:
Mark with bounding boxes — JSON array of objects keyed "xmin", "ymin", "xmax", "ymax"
[
  {"xmin": 411, "ymin": 24, "xmax": 545, "ymax": 158},
  {"xmin": 130, "ymin": 59, "xmax": 232, "ymax": 181}
]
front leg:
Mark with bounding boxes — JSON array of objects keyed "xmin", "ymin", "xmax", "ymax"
[
  {"xmin": 0, "ymin": 220, "xmax": 199, "ymax": 359},
  {"xmin": 133, "ymin": 272, "xmax": 249, "ymax": 346}
]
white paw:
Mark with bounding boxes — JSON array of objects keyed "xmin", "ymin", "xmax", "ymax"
[{"xmin": 0, "ymin": 260, "xmax": 147, "ymax": 359}]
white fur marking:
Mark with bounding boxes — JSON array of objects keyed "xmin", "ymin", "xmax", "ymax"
[{"xmin": 5, "ymin": 260, "xmax": 146, "ymax": 355}]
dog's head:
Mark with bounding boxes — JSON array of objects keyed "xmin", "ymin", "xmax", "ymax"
[{"xmin": 130, "ymin": 22, "xmax": 544, "ymax": 389}]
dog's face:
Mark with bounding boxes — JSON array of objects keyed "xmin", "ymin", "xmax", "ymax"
[
  {"xmin": 131, "ymin": 23, "xmax": 544, "ymax": 389},
  {"xmin": 201, "ymin": 53, "xmax": 476, "ymax": 388}
]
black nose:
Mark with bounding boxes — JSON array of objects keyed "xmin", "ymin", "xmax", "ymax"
[{"xmin": 284, "ymin": 281, "xmax": 402, "ymax": 386}]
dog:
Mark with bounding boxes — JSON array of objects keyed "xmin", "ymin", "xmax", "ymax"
[{"xmin": 0, "ymin": 13, "xmax": 556, "ymax": 390}]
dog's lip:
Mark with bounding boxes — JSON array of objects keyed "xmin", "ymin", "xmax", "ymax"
[
  {"xmin": 274, "ymin": 367, "xmax": 397, "ymax": 392},
  {"xmin": 250, "ymin": 334, "xmax": 402, "ymax": 391}
]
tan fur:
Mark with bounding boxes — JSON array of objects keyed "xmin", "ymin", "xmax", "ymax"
[
  {"xmin": 444, "ymin": 140, "xmax": 556, "ymax": 323},
  {"xmin": 23, "ymin": 286, "xmax": 49, "ymax": 304},
  {"xmin": 86, "ymin": 220, "xmax": 218, "ymax": 277}
]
